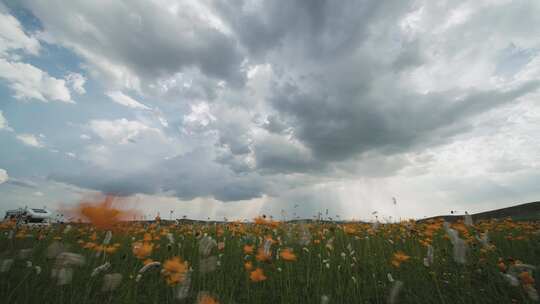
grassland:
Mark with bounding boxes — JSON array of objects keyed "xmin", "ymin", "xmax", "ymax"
[{"xmin": 0, "ymin": 214, "xmax": 539, "ymax": 303}]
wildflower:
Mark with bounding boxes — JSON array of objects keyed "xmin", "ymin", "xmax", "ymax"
[
  {"xmin": 244, "ymin": 262, "xmax": 253, "ymax": 271},
  {"xmin": 141, "ymin": 258, "xmax": 154, "ymax": 265},
  {"xmin": 387, "ymin": 273, "xmax": 394, "ymax": 283},
  {"xmin": 34, "ymin": 266, "xmax": 42, "ymax": 275},
  {"xmin": 199, "ymin": 236, "xmax": 217, "ymax": 257},
  {"xmin": 452, "ymin": 238, "xmax": 467, "ymax": 264},
  {"xmin": 139, "ymin": 261, "xmax": 161, "ymax": 274},
  {"xmin": 91, "ymin": 262, "xmax": 111, "ymax": 277},
  {"xmin": 132, "ymin": 242, "xmax": 153, "ymax": 259},
  {"xmin": 102, "ymin": 273, "xmax": 122, "ymax": 292},
  {"xmin": 497, "ymin": 259, "xmax": 506, "ymax": 272},
  {"xmin": 0, "ymin": 259, "xmax": 14, "ymax": 273},
  {"xmin": 162, "ymin": 257, "xmax": 189, "ymax": 286},
  {"xmin": 519, "ymin": 271, "xmax": 535, "ymax": 286},
  {"xmin": 321, "ymin": 295, "xmax": 330, "ymax": 304},
  {"xmin": 199, "ymin": 256, "xmax": 218, "ymax": 273},
  {"xmin": 250, "ymin": 268, "xmax": 267, "ymax": 282},
  {"xmin": 102, "ymin": 230, "xmax": 112, "ymax": 245},
  {"xmin": 423, "ymin": 245, "xmax": 434, "ymax": 267},
  {"xmin": 166, "ymin": 233, "xmax": 175, "ymax": 244},
  {"xmin": 388, "ymin": 280, "xmax": 404, "ymax": 304},
  {"xmin": 256, "ymin": 247, "xmax": 272, "ymax": 262},
  {"xmin": 56, "ymin": 267, "xmax": 73, "ymax": 285},
  {"xmin": 218, "ymin": 242, "xmax": 225, "ymax": 251},
  {"xmin": 197, "ymin": 292, "xmax": 219, "ymax": 304},
  {"xmin": 174, "ymin": 271, "xmax": 192, "ymax": 300},
  {"xmin": 83, "ymin": 242, "xmax": 97, "ymax": 249},
  {"xmin": 243, "ymin": 245, "xmax": 254, "ymax": 254},
  {"xmin": 280, "ymin": 248, "xmax": 297, "ymax": 261},
  {"xmin": 46, "ymin": 241, "xmax": 66, "ymax": 259},
  {"xmin": 391, "ymin": 251, "xmax": 410, "ymax": 268}
]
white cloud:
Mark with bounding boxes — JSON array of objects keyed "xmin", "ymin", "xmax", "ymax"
[
  {"xmin": 0, "ymin": 110, "xmax": 12, "ymax": 131},
  {"xmin": 183, "ymin": 102, "xmax": 216, "ymax": 132},
  {"xmin": 0, "ymin": 11, "xmax": 40, "ymax": 57},
  {"xmin": 0, "ymin": 168, "xmax": 8, "ymax": 184},
  {"xmin": 88, "ymin": 118, "xmax": 160, "ymax": 144},
  {"xmin": 106, "ymin": 91, "xmax": 150, "ymax": 110},
  {"xmin": 80, "ymin": 134, "xmax": 91, "ymax": 140},
  {"xmin": 16, "ymin": 133, "xmax": 44, "ymax": 148},
  {"xmin": 65, "ymin": 72, "xmax": 86, "ymax": 94},
  {"xmin": 0, "ymin": 58, "xmax": 73, "ymax": 103}
]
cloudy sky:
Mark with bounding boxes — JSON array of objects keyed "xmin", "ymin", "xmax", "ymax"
[{"xmin": 1, "ymin": 0, "xmax": 539, "ymax": 221}]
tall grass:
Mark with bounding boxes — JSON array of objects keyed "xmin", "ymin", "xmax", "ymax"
[{"xmin": 0, "ymin": 217, "xmax": 538, "ymax": 303}]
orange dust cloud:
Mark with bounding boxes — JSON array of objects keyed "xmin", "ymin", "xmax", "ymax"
[{"xmin": 63, "ymin": 195, "xmax": 140, "ymax": 229}]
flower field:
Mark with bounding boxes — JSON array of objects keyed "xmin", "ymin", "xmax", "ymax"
[{"xmin": 0, "ymin": 212, "xmax": 539, "ymax": 303}]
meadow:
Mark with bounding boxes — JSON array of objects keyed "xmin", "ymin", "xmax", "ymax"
[{"xmin": 0, "ymin": 209, "xmax": 539, "ymax": 304}]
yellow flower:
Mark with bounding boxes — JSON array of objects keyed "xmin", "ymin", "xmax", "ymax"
[
  {"xmin": 132, "ymin": 242, "xmax": 153, "ymax": 259},
  {"xmin": 162, "ymin": 256, "xmax": 189, "ymax": 286}
]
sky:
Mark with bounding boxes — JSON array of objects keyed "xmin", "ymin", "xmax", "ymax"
[{"xmin": 1, "ymin": 0, "xmax": 540, "ymax": 221}]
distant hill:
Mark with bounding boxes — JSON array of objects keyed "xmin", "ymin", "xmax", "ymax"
[{"xmin": 420, "ymin": 201, "xmax": 540, "ymax": 222}]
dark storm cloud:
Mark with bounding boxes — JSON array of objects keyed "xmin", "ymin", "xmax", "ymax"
[
  {"xmin": 270, "ymin": 80, "xmax": 540, "ymax": 162},
  {"xmin": 8, "ymin": 0, "xmax": 540, "ymax": 210},
  {"xmin": 50, "ymin": 148, "xmax": 265, "ymax": 202},
  {"xmin": 22, "ymin": 0, "xmax": 246, "ymax": 86},
  {"xmin": 212, "ymin": 0, "xmax": 412, "ymax": 59}
]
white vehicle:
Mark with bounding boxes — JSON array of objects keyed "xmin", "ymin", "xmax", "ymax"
[{"xmin": 4, "ymin": 207, "xmax": 52, "ymax": 226}]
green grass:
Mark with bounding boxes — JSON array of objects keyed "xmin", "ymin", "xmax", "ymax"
[{"xmin": 0, "ymin": 219, "xmax": 538, "ymax": 303}]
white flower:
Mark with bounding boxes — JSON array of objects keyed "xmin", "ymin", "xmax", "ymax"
[
  {"xmin": 91, "ymin": 262, "xmax": 111, "ymax": 277},
  {"xmin": 0, "ymin": 259, "xmax": 14, "ymax": 273},
  {"xmin": 102, "ymin": 273, "xmax": 122, "ymax": 292},
  {"xmin": 388, "ymin": 280, "xmax": 404, "ymax": 304},
  {"xmin": 321, "ymin": 295, "xmax": 330, "ymax": 304},
  {"xmin": 102, "ymin": 231, "xmax": 112, "ymax": 245}
]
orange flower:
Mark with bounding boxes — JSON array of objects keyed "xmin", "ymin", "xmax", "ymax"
[
  {"xmin": 162, "ymin": 256, "xmax": 189, "ymax": 286},
  {"xmin": 243, "ymin": 245, "xmax": 254, "ymax": 254},
  {"xmin": 143, "ymin": 258, "xmax": 154, "ymax": 265},
  {"xmin": 143, "ymin": 233, "xmax": 152, "ymax": 242},
  {"xmin": 250, "ymin": 268, "xmax": 267, "ymax": 282},
  {"xmin": 244, "ymin": 261, "xmax": 253, "ymax": 271},
  {"xmin": 280, "ymin": 248, "xmax": 297, "ymax": 261},
  {"xmin": 497, "ymin": 261, "xmax": 506, "ymax": 272},
  {"xmin": 132, "ymin": 242, "xmax": 153, "ymax": 259},
  {"xmin": 83, "ymin": 242, "xmax": 97, "ymax": 249},
  {"xmin": 197, "ymin": 293, "xmax": 219, "ymax": 304},
  {"xmin": 104, "ymin": 245, "xmax": 118, "ymax": 254},
  {"xmin": 391, "ymin": 251, "xmax": 410, "ymax": 268},
  {"xmin": 519, "ymin": 271, "xmax": 535, "ymax": 286},
  {"xmin": 256, "ymin": 248, "xmax": 271, "ymax": 262}
]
